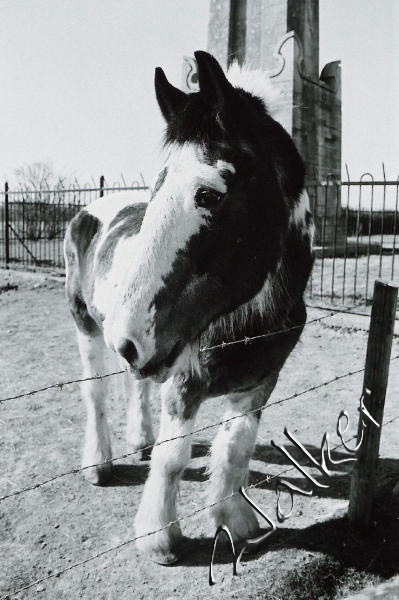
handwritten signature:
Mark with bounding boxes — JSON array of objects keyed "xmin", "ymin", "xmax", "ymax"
[{"xmin": 209, "ymin": 389, "xmax": 379, "ymax": 585}]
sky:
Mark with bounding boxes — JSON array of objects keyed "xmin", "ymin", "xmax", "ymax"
[{"xmin": 0, "ymin": 0, "xmax": 398, "ymax": 188}]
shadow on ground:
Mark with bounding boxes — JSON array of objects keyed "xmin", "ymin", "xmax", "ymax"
[
  {"xmin": 106, "ymin": 441, "xmax": 399, "ymax": 504},
  {"xmin": 179, "ymin": 462, "xmax": 399, "ymax": 599},
  {"xmin": 106, "ymin": 441, "xmax": 399, "ymax": 597}
]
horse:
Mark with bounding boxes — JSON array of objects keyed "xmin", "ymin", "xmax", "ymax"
[{"xmin": 64, "ymin": 50, "xmax": 314, "ymax": 565}]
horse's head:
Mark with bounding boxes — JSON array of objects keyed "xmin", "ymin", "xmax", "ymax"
[{"xmin": 106, "ymin": 51, "xmax": 305, "ymax": 382}]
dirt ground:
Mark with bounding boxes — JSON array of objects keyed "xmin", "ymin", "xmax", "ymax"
[{"xmin": 1, "ymin": 268, "xmax": 399, "ymax": 600}]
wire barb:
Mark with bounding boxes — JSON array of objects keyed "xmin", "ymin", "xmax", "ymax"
[
  {"xmin": 199, "ymin": 301, "xmax": 366, "ymax": 353},
  {"xmin": 0, "ymin": 370, "xmax": 126, "ymax": 405},
  {"xmin": 1, "ymin": 298, "xmax": 399, "ymax": 598},
  {"xmin": 0, "ymin": 300, "xmax": 381, "ymax": 503},
  {"xmin": 2, "ymin": 355, "xmax": 398, "ymax": 503},
  {"xmin": 0, "ymin": 302, "xmax": 365, "ymax": 406}
]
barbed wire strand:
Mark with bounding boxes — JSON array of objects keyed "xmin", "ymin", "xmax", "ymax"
[
  {"xmin": 0, "ymin": 301, "xmax": 365, "ymax": 406},
  {"xmin": 199, "ymin": 301, "xmax": 366, "ymax": 352},
  {"xmin": 306, "ymin": 303, "xmax": 399, "ymax": 322},
  {"xmin": 3, "ymin": 356, "xmax": 390, "ymax": 503},
  {"xmin": 0, "ymin": 370, "xmax": 125, "ymax": 404},
  {"xmin": 380, "ymin": 413, "xmax": 399, "ymax": 428},
  {"xmin": 1, "ymin": 302, "xmax": 393, "ymax": 506},
  {"xmin": 3, "ymin": 409, "xmax": 399, "ymax": 600},
  {"xmin": 320, "ymin": 321, "xmax": 399, "ymax": 339}
]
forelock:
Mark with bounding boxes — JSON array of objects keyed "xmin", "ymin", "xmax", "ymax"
[{"xmin": 164, "ymin": 142, "xmax": 235, "ymax": 194}]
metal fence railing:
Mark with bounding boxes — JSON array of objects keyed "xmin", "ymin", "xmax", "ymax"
[
  {"xmin": 0, "ymin": 174, "xmax": 398, "ymax": 305},
  {"xmin": 0, "ymin": 177, "xmax": 149, "ymax": 269},
  {"xmin": 307, "ymin": 175, "xmax": 399, "ymax": 305}
]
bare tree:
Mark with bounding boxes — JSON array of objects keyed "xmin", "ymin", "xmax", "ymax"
[
  {"xmin": 15, "ymin": 161, "xmax": 67, "ymax": 193},
  {"xmin": 14, "ymin": 162, "xmax": 70, "ymax": 240}
]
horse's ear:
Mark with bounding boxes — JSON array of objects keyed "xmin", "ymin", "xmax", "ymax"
[
  {"xmin": 194, "ymin": 50, "xmax": 234, "ymax": 110},
  {"xmin": 155, "ymin": 67, "xmax": 187, "ymax": 122}
]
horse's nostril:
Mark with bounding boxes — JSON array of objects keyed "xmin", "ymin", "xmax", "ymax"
[{"xmin": 115, "ymin": 337, "xmax": 138, "ymax": 365}]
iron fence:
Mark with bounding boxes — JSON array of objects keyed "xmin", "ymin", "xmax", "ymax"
[
  {"xmin": 0, "ymin": 174, "xmax": 398, "ymax": 305},
  {"xmin": 0, "ymin": 177, "xmax": 149, "ymax": 269},
  {"xmin": 308, "ymin": 175, "xmax": 399, "ymax": 304}
]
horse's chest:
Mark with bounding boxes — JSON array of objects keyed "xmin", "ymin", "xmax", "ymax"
[{"xmin": 200, "ymin": 300, "xmax": 307, "ymax": 396}]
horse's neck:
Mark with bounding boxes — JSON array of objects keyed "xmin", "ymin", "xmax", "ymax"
[
  {"xmin": 200, "ymin": 261, "xmax": 290, "ymax": 349},
  {"xmin": 199, "ymin": 213, "xmax": 314, "ymax": 349}
]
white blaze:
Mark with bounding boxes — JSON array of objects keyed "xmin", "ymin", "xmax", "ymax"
[{"xmin": 94, "ymin": 143, "xmax": 235, "ymax": 365}]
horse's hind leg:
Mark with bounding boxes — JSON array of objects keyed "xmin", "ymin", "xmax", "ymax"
[
  {"xmin": 125, "ymin": 375, "xmax": 155, "ymax": 457},
  {"xmin": 207, "ymin": 373, "xmax": 279, "ymax": 542},
  {"xmin": 77, "ymin": 329, "xmax": 112, "ymax": 485}
]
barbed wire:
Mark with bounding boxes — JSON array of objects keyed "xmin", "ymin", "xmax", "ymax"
[
  {"xmin": 306, "ymin": 303, "xmax": 399, "ymax": 322},
  {"xmin": 320, "ymin": 321, "xmax": 399, "ymax": 339},
  {"xmin": 0, "ymin": 298, "xmax": 390, "ymax": 595},
  {"xmin": 0, "ymin": 300, "xmax": 387, "ymax": 503},
  {"xmin": 199, "ymin": 301, "xmax": 366, "ymax": 352},
  {"xmin": 2, "ymin": 294, "xmax": 398, "ymax": 598},
  {"xmin": 0, "ymin": 370, "xmax": 125, "ymax": 405},
  {"xmin": 3, "ymin": 407, "xmax": 399, "ymax": 600},
  {"xmin": 0, "ymin": 301, "xmax": 365, "ymax": 406},
  {"xmin": 380, "ymin": 413, "xmax": 399, "ymax": 428},
  {"xmin": 2, "ymin": 357, "xmax": 385, "ymax": 503}
]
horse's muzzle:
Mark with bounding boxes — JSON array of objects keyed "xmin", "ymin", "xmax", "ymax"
[
  {"xmin": 137, "ymin": 339, "xmax": 183, "ymax": 379},
  {"xmin": 115, "ymin": 335, "xmax": 183, "ymax": 382},
  {"xmin": 115, "ymin": 337, "xmax": 139, "ymax": 366}
]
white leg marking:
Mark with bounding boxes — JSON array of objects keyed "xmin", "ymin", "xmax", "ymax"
[
  {"xmin": 207, "ymin": 377, "xmax": 278, "ymax": 542},
  {"xmin": 77, "ymin": 329, "xmax": 112, "ymax": 485},
  {"xmin": 134, "ymin": 377, "xmax": 197, "ymax": 564},
  {"xmin": 125, "ymin": 374, "xmax": 155, "ymax": 454}
]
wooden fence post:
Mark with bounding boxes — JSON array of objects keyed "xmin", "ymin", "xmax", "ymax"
[
  {"xmin": 4, "ymin": 182, "xmax": 10, "ymax": 268},
  {"xmin": 99, "ymin": 175, "xmax": 105, "ymax": 198},
  {"xmin": 348, "ymin": 279, "xmax": 398, "ymax": 531}
]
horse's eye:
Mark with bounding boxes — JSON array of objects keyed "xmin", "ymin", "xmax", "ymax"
[{"xmin": 195, "ymin": 188, "xmax": 224, "ymax": 209}]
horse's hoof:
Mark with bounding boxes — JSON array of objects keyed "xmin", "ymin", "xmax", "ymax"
[
  {"xmin": 128, "ymin": 435, "xmax": 155, "ymax": 460},
  {"xmin": 138, "ymin": 446, "xmax": 153, "ymax": 461},
  {"xmin": 135, "ymin": 535, "xmax": 182, "ymax": 565},
  {"xmin": 128, "ymin": 446, "xmax": 153, "ymax": 462},
  {"xmin": 83, "ymin": 463, "xmax": 112, "ymax": 486},
  {"xmin": 135, "ymin": 519, "xmax": 182, "ymax": 565},
  {"xmin": 147, "ymin": 548, "xmax": 180, "ymax": 565}
]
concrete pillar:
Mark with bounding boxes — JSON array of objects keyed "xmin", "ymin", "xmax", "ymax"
[{"xmin": 182, "ymin": 0, "xmax": 344, "ymax": 247}]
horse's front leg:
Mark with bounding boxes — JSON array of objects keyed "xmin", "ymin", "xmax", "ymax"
[
  {"xmin": 207, "ymin": 374, "xmax": 279, "ymax": 542},
  {"xmin": 134, "ymin": 376, "xmax": 201, "ymax": 564},
  {"xmin": 77, "ymin": 329, "xmax": 112, "ymax": 486}
]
